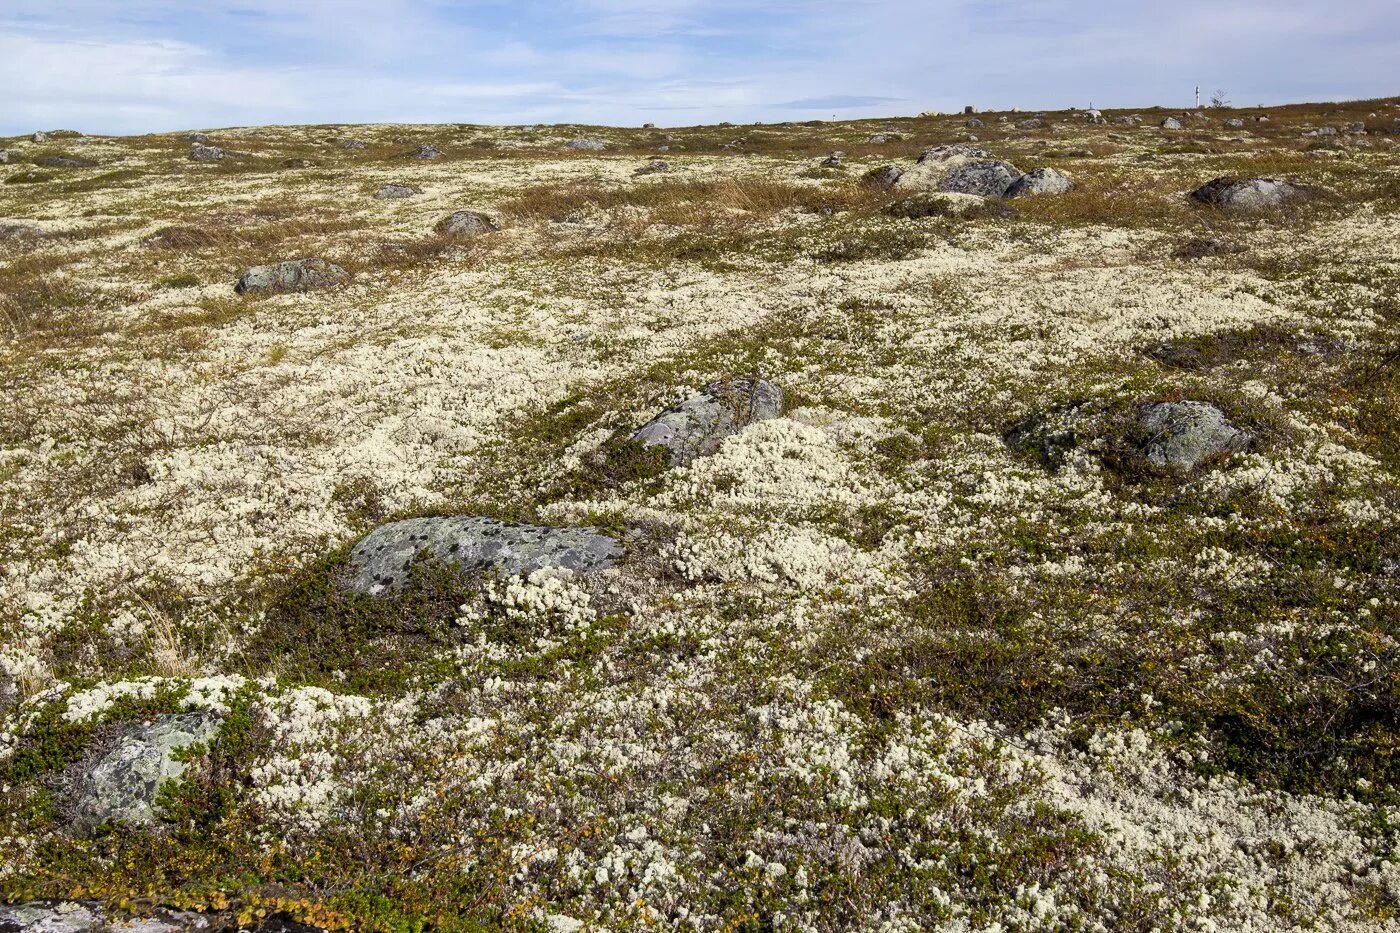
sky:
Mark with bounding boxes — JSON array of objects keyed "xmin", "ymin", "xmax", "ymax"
[{"xmin": 3, "ymin": 0, "xmax": 1398, "ymax": 136}]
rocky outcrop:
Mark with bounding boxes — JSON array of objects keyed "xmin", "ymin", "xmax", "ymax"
[
  {"xmin": 344, "ymin": 517, "xmax": 622, "ymax": 596},
  {"xmin": 937, "ymin": 160, "xmax": 1022, "ymax": 198},
  {"xmin": 69, "ymin": 713, "xmax": 220, "ymax": 834},
  {"xmin": 235, "ymin": 259, "xmax": 348, "ymax": 294},
  {"xmin": 436, "ymin": 211, "xmax": 499, "ymax": 236},
  {"xmin": 1005, "ymin": 167, "xmax": 1073, "ymax": 198},
  {"xmin": 1190, "ymin": 177, "xmax": 1308, "ymax": 212},
  {"xmin": 631, "ymin": 377, "xmax": 784, "ymax": 466}
]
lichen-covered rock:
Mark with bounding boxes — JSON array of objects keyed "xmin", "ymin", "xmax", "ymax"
[
  {"xmin": 344, "ymin": 517, "xmax": 622, "ymax": 596},
  {"xmin": 634, "ymin": 160, "xmax": 669, "ymax": 175},
  {"xmin": 189, "ymin": 145, "xmax": 229, "ymax": 162},
  {"xmin": 340, "ymin": 138, "xmax": 368, "ymax": 150},
  {"xmin": 917, "ymin": 144, "xmax": 991, "ymax": 165},
  {"xmin": 374, "ymin": 184, "xmax": 422, "ymax": 200},
  {"xmin": 1113, "ymin": 115, "xmax": 1139, "ymax": 126},
  {"xmin": 1224, "ymin": 118, "xmax": 1245, "ymax": 129},
  {"xmin": 0, "ymin": 901, "xmax": 110, "ymax": 933},
  {"xmin": 436, "ymin": 210, "xmax": 499, "ymax": 236},
  {"xmin": 31, "ymin": 132, "xmax": 49, "ymax": 144},
  {"xmin": 33, "ymin": 156, "xmax": 97, "ymax": 169},
  {"xmin": 1161, "ymin": 117, "xmax": 1183, "ymax": 130},
  {"xmin": 181, "ymin": 133, "xmax": 209, "ymax": 143},
  {"xmin": 1190, "ymin": 177, "xmax": 1307, "ymax": 212},
  {"xmin": 566, "ymin": 138, "xmax": 606, "ymax": 151},
  {"xmin": 819, "ymin": 152, "xmax": 845, "ymax": 168},
  {"xmin": 1016, "ymin": 118, "xmax": 1044, "ymax": 130},
  {"xmin": 1137, "ymin": 401, "xmax": 1250, "ymax": 472},
  {"xmin": 1005, "ymin": 167, "xmax": 1073, "ymax": 198},
  {"xmin": 936, "ymin": 160, "xmax": 1022, "ymax": 198},
  {"xmin": 415, "ymin": 145, "xmax": 443, "ymax": 160},
  {"xmin": 965, "ymin": 118, "xmax": 984, "ymax": 129},
  {"xmin": 631, "ymin": 377, "xmax": 784, "ymax": 466},
  {"xmin": 0, "ymin": 149, "xmax": 13, "ymax": 164},
  {"xmin": 860, "ymin": 165, "xmax": 903, "ymax": 190},
  {"xmin": 235, "ymin": 259, "xmax": 347, "ymax": 294},
  {"xmin": 70, "ymin": 713, "xmax": 220, "ymax": 833}
]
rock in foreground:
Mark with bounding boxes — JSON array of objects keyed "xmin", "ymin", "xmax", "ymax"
[
  {"xmin": 436, "ymin": 211, "xmax": 499, "ymax": 236},
  {"xmin": 70, "ymin": 713, "xmax": 220, "ymax": 834},
  {"xmin": 1190, "ymin": 177, "xmax": 1308, "ymax": 212},
  {"xmin": 1006, "ymin": 167, "xmax": 1074, "ymax": 198},
  {"xmin": 236, "ymin": 259, "xmax": 347, "ymax": 294},
  {"xmin": 632, "ymin": 377, "xmax": 784, "ymax": 466},
  {"xmin": 345, "ymin": 517, "xmax": 622, "ymax": 596},
  {"xmin": 1137, "ymin": 401, "xmax": 1251, "ymax": 472}
]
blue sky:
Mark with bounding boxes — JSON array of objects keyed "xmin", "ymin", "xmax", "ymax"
[{"xmin": 3, "ymin": 0, "xmax": 1398, "ymax": 135}]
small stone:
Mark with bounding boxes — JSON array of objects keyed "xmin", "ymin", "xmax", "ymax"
[
  {"xmin": 374, "ymin": 184, "xmax": 423, "ymax": 200},
  {"xmin": 0, "ymin": 150, "xmax": 13, "ymax": 164},
  {"xmin": 31, "ymin": 131, "xmax": 49, "ymax": 144},
  {"xmin": 566, "ymin": 138, "xmax": 607, "ymax": 151},
  {"xmin": 1005, "ymin": 167, "xmax": 1073, "ymax": 198},
  {"xmin": 643, "ymin": 122, "xmax": 656, "ymax": 129},
  {"xmin": 341, "ymin": 139, "xmax": 368, "ymax": 150},
  {"xmin": 415, "ymin": 144, "xmax": 443, "ymax": 160},
  {"xmin": 344, "ymin": 517, "xmax": 622, "ymax": 596},
  {"xmin": 1016, "ymin": 118, "xmax": 1045, "ymax": 130},
  {"xmin": 1137, "ymin": 401, "xmax": 1250, "ymax": 472},
  {"xmin": 965, "ymin": 118, "xmax": 984, "ymax": 129},
  {"xmin": 819, "ymin": 151, "xmax": 844, "ymax": 168},
  {"xmin": 436, "ymin": 210, "xmax": 499, "ymax": 237},
  {"xmin": 235, "ymin": 258, "xmax": 348, "ymax": 294},
  {"xmin": 69, "ymin": 713, "xmax": 220, "ymax": 833},
  {"xmin": 634, "ymin": 160, "xmax": 669, "ymax": 175},
  {"xmin": 936, "ymin": 160, "xmax": 1022, "ymax": 198},
  {"xmin": 182, "ymin": 133, "xmax": 209, "ymax": 143},
  {"xmin": 632, "ymin": 377, "xmax": 784, "ymax": 466},
  {"xmin": 1112, "ymin": 116, "xmax": 1139, "ymax": 127},
  {"xmin": 190, "ymin": 144, "xmax": 229, "ymax": 162}
]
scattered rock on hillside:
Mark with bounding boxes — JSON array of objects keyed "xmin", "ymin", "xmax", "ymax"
[
  {"xmin": 1302, "ymin": 126, "xmax": 1337, "ymax": 137},
  {"xmin": 631, "ymin": 377, "xmax": 785, "ymax": 466},
  {"xmin": 1137, "ymin": 401, "xmax": 1251, "ymax": 472},
  {"xmin": 345, "ymin": 517, "xmax": 622, "ymax": 596},
  {"xmin": 31, "ymin": 132, "xmax": 49, "ymax": 144},
  {"xmin": 190, "ymin": 144, "xmax": 229, "ymax": 162},
  {"xmin": 634, "ymin": 160, "xmax": 669, "ymax": 175},
  {"xmin": 1113, "ymin": 116, "xmax": 1139, "ymax": 127},
  {"xmin": 182, "ymin": 133, "xmax": 209, "ymax": 143},
  {"xmin": 436, "ymin": 210, "xmax": 499, "ymax": 237},
  {"xmin": 33, "ymin": 156, "xmax": 97, "ymax": 169},
  {"xmin": 69, "ymin": 713, "xmax": 220, "ymax": 834},
  {"xmin": 235, "ymin": 258, "xmax": 348, "ymax": 294},
  {"xmin": 1085, "ymin": 110, "xmax": 1105, "ymax": 124},
  {"xmin": 1224, "ymin": 118, "xmax": 1245, "ymax": 129},
  {"xmin": 0, "ymin": 150, "xmax": 13, "ymax": 164},
  {"xmin": 374, "ymin": 184, "xmax": 422, "ymax": 200},
  {"xmin": 860, "ymin": 165, "xmax": 903, "ymax": 190},
  {"xmin": 414, "ymin": 145, "xmax": 443, "ymax": 160},
  {"xmin": 1190, "ymin": 177, "xmax": 1307, "ymax": 211},
  {"xmin": 1173, "ymin": 238, "xmax": 1247, "ymax": 259},
  {"xmin": 1005, "ymin": 167, "xmax": 1073, "ymax": 197},
  {"xmin": 1016, "ymin": 118, "xmax": 1044, "ymax": 130},
  {"xmin": 819, "ymin": 152, "xmax": 845, "ymax": 168},
  {"xmin": 1161, "ymin": 117, "xmax": 1183, "ymax": 130},
  {"xmin": 966, "ymin": 118, "xmax": 984, "ymax": 129},
  {"xmin": 341, "ymin": 139, "xmax": 368, "ymax": 150},
  {"xmin": 917, "ymin": 144, "xmax": 992, "ymax": 164},
  {"xmin": 566, "ymin": 138, "xmax": 606, "ymax": 151},
  {"xmin": 937, "ymin": 160, "xmax": 1022, "ymax": 197}
]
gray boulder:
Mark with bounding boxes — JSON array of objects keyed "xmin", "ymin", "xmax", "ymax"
[
  {"xmin": 189, "ymin": 144, "xmax": 229, "ymax": 162},
  {"xmin": 566, "ymin": 138, "xmax": 607, "ymax": 151},
  {"xmin": 345, "ymin": 517, "xmax": 622, "ymax": 596},
  {"xmin": 0, "ymin": 149, "xmax": 15, "ymax": 164},
  {"xmin": 436, "ymin": 210, "xmax": 499, "ymax": 236},
  {"xmin": 0, "ymin": 901, "xmax": 216, "ymax": 933},
  {"xmin": 1016, "ymin": 118, "xmax": 1044, "ymax": 130},
  {"xmin": 937, "ymin": 160, "xmax": 1022, "ymax": 197},
  {"xmin": 182, "ymin": 133, "xmax": 209, "ymax": 144},
  {"xmin": 1112, "ymin": 116, "xmax": 1139, "ymax": 127},
  {"xmin": 1161, "ymin": 117, "xmax": 1184, "ymax": 130},
  {"xmin": 415, "ymin": 144, "xmax": 443, "ymax": 160},
  {"xmin": 70, "ymin": 713, "xmax": 219, "ymax": 833},
  {"xmin": 374, "ymin": 184, "xmax": 422, "ymax": 200},
  {"xmin": 632, "ymin": 377, "xmax": 784, "ymax": 466},
  {"xmin": 31, "ymin": 132, "xmax": 49, "ymax": 144},
  {"xmin": 1224, "ymin": 118, "xmax": 1245, "ymax": 129},
  {"xmin": 1137, "ymin": 402, "xmax": 1250, "ymax": 472},
  {"xmin": 1302, "ymin": 126, "xmax": 1337, "ymax": 137},
  {"xmin": 1190, "ymin": 177, "xmax": 1307, "ymax": 212},
  {"xmin": 860, "ymin": 165, "xmax": 904, "ymax": 190},
  {"xmin": 1005, "ymin": 167, "xmax": 1073, "ymax": 198},
  {"xmin": 235, "ymin": 258, "xmax": 348, "ymax": 294},
  {"xmin": 819, "ymin": 152, "xmax": 845, "ymax": 168},
  {"xmin": 917, "ymin": 144, "xmax": 991, "ymax": 164},
  {"xmin": 966, "ymin": 118, "xmax": 984, "ymax": 129},
  {"xmin": 341, "ymin": 139, "xmax": 368, "ymax": 150}
]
